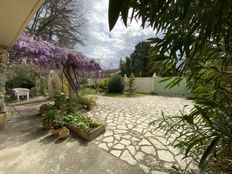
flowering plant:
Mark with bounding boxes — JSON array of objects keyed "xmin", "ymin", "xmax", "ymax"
[{"xmin": 12, "ymin": 32, "xmax": 101, "ymax": 94}]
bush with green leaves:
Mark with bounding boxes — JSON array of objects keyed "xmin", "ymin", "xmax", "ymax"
[
  {"xmin": 107, "ymin": 75, "xmax": 124, "ymax": 93},
  {"xmin": 97, "ymin": 79, "xmax": 108, "ymax": 92},
  {"xmin": 79, "ymin": 87, "xmax": 97, "ymax": 96}
]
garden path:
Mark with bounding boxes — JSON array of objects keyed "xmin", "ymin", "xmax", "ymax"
[{"xmin": 89, "ymin": 95, "xmax": 194, "ymax": 174}]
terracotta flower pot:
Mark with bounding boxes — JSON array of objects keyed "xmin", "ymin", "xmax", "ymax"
[
  {"xmin": 51, "ymin": 128, "xmax": 61, "ymax": 136},
  {"xmin": 59, "ymin": 127, "xmax": 70, "ymax": 139},
  {"xmin": 42, "ymin": 120, "xmax": 53, "ymax": 129},
  {"xmin": 39, "ymin": 104, "xmax": 49, "ymax": 115},
  {"xmin": 0, "ymin": 112, "xmax": 7, "ymax": 130},
  {"xmin": 86, "ymin": 103, "xmax": 96, "ymax": 110}
]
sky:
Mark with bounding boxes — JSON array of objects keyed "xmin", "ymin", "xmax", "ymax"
[{"xmin": 79, "ymin": 0, "xmax": 160, "ymax": 70}]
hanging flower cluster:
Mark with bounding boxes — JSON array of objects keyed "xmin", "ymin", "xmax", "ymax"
[
  {"xmin": 13, "ymin": 32, "xmax": 100, "ymax": 72},
  {"xmin": 12, "ymin": 32, "xmax": 101, "ymax": 93}
]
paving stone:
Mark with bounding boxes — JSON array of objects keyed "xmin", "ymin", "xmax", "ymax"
[
  {"xmin": 117, "ymin": 125, "xmax": 128, "ymax": 130},
  {"xmin": 98, "ymin": 143, "xmax": 109, "ymax": 151},
  {"xmin": 141, "ymin": 146, "xmax": 156, "ymax": 155},
  {"xmin": 139, "ymin": 164, "xmax": 150, "ymax": 173},
  {"xmin": 151, "ymin": 171, "xmax": 168, "ymax": 174},
  {"xmin": 104, "ymin": 131, "xmax": 113, "ymax": 137},
  {"xmin": 135, "ymin": 146, "xmax": 140, "ymax": 151},
  {"xmin": 127, "ymin": 124, "xmax": 134, "ymax": 129},
  {"xmin": 131, "ymin": 137, "xmax": 140, "ymax": 142},
  {"xmin": 102, "ymin": 136, "xmax": 114, "ymax": 143},
  {"xmin": 114, "ymin": 134, "xmax": 121, "ymax": 140},
  {"xmin": 122, "ymin": 135, "xmax": 131, "ymax": 139},
  {"xmin": 138, "ymin": 139, "xmax": 151, "ymax": 146},
  {"xmin": 149, "ymin": 138, "xmax": 167, "ymax": 149},
  {"xmin": 110, "ymin": 150, "xmax": 122, "ymax": 157},
  {"xmin": 113, "ymin": 143, "xmax": 125, "ymax": 150},
  {"xmin": 134, "ymin": 152, "xmax": 145, "ymax": 161},
  {"xmin": 156, "ymin": 137, "xmax": 169, "ymax": 145},
  {"xmin": 157, "ymin": 150, "xmax": 175, "ymax": 162},
  {"xmin": 133, "ymin": 128, "xmax": 143, "ymax": 133},
  {"xmin": 120, "ymin": 139, "xmax": 131, "ymax": 146},
  {"xmin": 107, "ymin": 143, "xmax": 113, "ymax": 147},
  {"xmin": 114, "ymin": 140, "xmax": 119, "ymax": 145},
  {"xmin": 144, "ymin": 132, "xmax": 154, "ymax": 137},
  {"xmin": 167, "ymin": 146, "xmax": 180, "ymax": 155},
  {"xmin": 127, "ymin": 146, "xmax": 136, "ymax": 156},
  {"xmin": 114, "ymin": 130, "xmax": 128, "ymax": 134},
  {"xmin": 120, "ymin": 150, "xmax": 137, "ymax": 165}
]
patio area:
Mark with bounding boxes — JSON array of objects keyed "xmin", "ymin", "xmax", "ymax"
[
  {"xmin": 90, "ymin": 95, "xmax": 194, "ymax": 173},
  {"xmin": 0, "ymin": 95, "xmax": 193, "ymax": 174}
]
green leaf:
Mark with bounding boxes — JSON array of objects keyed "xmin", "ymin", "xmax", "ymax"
[
  {"xmin": 199, "ymin": 137, "xmax": 220, "ymax": 170},
  {"xmin": 108, "ymin": 0, "xmax": 124, "ymax": 31},
  {"xmin": 121, "ymin": 0, "xmax": 130, "ymax": 27},
  {"xmin": 185, "ymin": 137, "xmax": 206, "ymax": 157}
]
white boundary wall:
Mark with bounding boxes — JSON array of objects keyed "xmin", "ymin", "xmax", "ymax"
[{"xmin": 87, "ymin": 74, "xmax": 190, "ymax": 95}]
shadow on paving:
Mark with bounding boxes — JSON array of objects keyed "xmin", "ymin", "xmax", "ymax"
[
  {"xmin": 0, "ymin": 104, "xmax": 144, "ymax": 174},
  {"xmin": 0, "ymin": 113, "xmax": 92, "ymax": 150}
]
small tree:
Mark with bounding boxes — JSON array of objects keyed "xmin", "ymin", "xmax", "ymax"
[{"xmin": 128, "ymin": 73, "xmax": 136, "ymax": 95}]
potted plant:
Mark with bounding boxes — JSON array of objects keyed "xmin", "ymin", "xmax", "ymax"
[
  {"xmin": 64, "ymin": 113, "xmax": 105, "ymax": 141},
  {"xmin": 77, "ymin": 96, "xmax": 97, "ymax": 111},
  {"xmin": 59, "ymin": 127, "xmax": 70, "ymax": 139},
  {"xmin": 41, "ymin": 108, "xmax": 57, "ymax": 129},
  {"xmin": 39, "ymin": 103, "xmax": 52, "ymax": 115},
  {"xmin": 51, "ymin": 116, "xmax": 64, "ymax": 136}
]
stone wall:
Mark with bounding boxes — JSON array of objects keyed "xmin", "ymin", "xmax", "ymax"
[{"xmin": 0, "ymin": 48, "xmax": 7, "ymax": 112}]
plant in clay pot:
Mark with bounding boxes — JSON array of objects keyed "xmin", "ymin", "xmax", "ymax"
[
  {"xmin": 59, "ymin": 127, "xmax": 70, "ymax": 139},
  {"xmin": 51, "ymin": 116, "xmax": 64, "ymax": 136},
  {"xmin": 39, "ymin": 103, "xmax": 52, "ymax": 115},
  {"xmin": 41, "ymin": 108, "xmax": 58, "ymax": 129},
  {"xmin": 77, "ymin": 96, "xmax": 97, "ymax": 111}
]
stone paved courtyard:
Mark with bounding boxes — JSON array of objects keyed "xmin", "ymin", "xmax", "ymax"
[{"xmin": 88, "ymin": 95, "xmax": 194, "ymax": 174}]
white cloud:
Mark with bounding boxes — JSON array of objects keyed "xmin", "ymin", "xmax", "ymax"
[{"xmin": 78, "ymin": 0, "xmax": 160, "ymax": 69}]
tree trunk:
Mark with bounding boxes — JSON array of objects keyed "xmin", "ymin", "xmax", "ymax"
[{"xmin": 0, "ymin": 48, "xmax": 8, "ymax": 112}]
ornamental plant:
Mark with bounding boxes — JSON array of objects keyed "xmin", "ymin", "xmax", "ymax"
[{"xmin": 12, "ymin": 32, "xmax": 101, "ymax": 94}]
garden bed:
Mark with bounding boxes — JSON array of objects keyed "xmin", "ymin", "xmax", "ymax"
[{"xmin": 67, "ymin": 124, "xmax": 105, "ymax": 141}]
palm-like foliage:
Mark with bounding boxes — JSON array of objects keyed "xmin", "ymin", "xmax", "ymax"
[{"xmin": 109, "ymin": 0, "xmax": 232, "ymax": 173}]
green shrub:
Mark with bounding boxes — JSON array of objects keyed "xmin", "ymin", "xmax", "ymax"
[
  {"xmin": 108, "ymin": 75, "xmax": 124, "ymax": 93},
  {"xmin": 97, "ymin": 79, "xmax": 108, "ymax": 92},
  {"xmin": 79, "ymin": 87, "xmax": 97, "ymax": 96},
  {"xmin": 76, "ymin": 96, "xmax": 96, "ymax": 106},
  {"xmin": 5, "ymin": 77, "xmax": 35, "ymax": 91}
]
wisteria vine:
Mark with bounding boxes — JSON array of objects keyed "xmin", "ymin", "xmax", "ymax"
[{"xmin": 12, "ymin": 32, "xmax": 101, "ymax": 94}]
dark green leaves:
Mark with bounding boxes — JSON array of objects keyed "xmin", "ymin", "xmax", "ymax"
[
  {"xmin": 108, "ymin": 0, "xmax": 132, "ymax": 30},
  {"xmin": 199, "ymin": 137, "xmax": 220, "ymax": 170},
  {"xmin": 108, "ymin": 0, "xmax": 124, "ymax": 31}
]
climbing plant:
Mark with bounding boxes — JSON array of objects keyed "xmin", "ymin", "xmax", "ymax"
[{"xmin": 12, "ymin": 32, "xmax": 100, "ymax": 94}]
